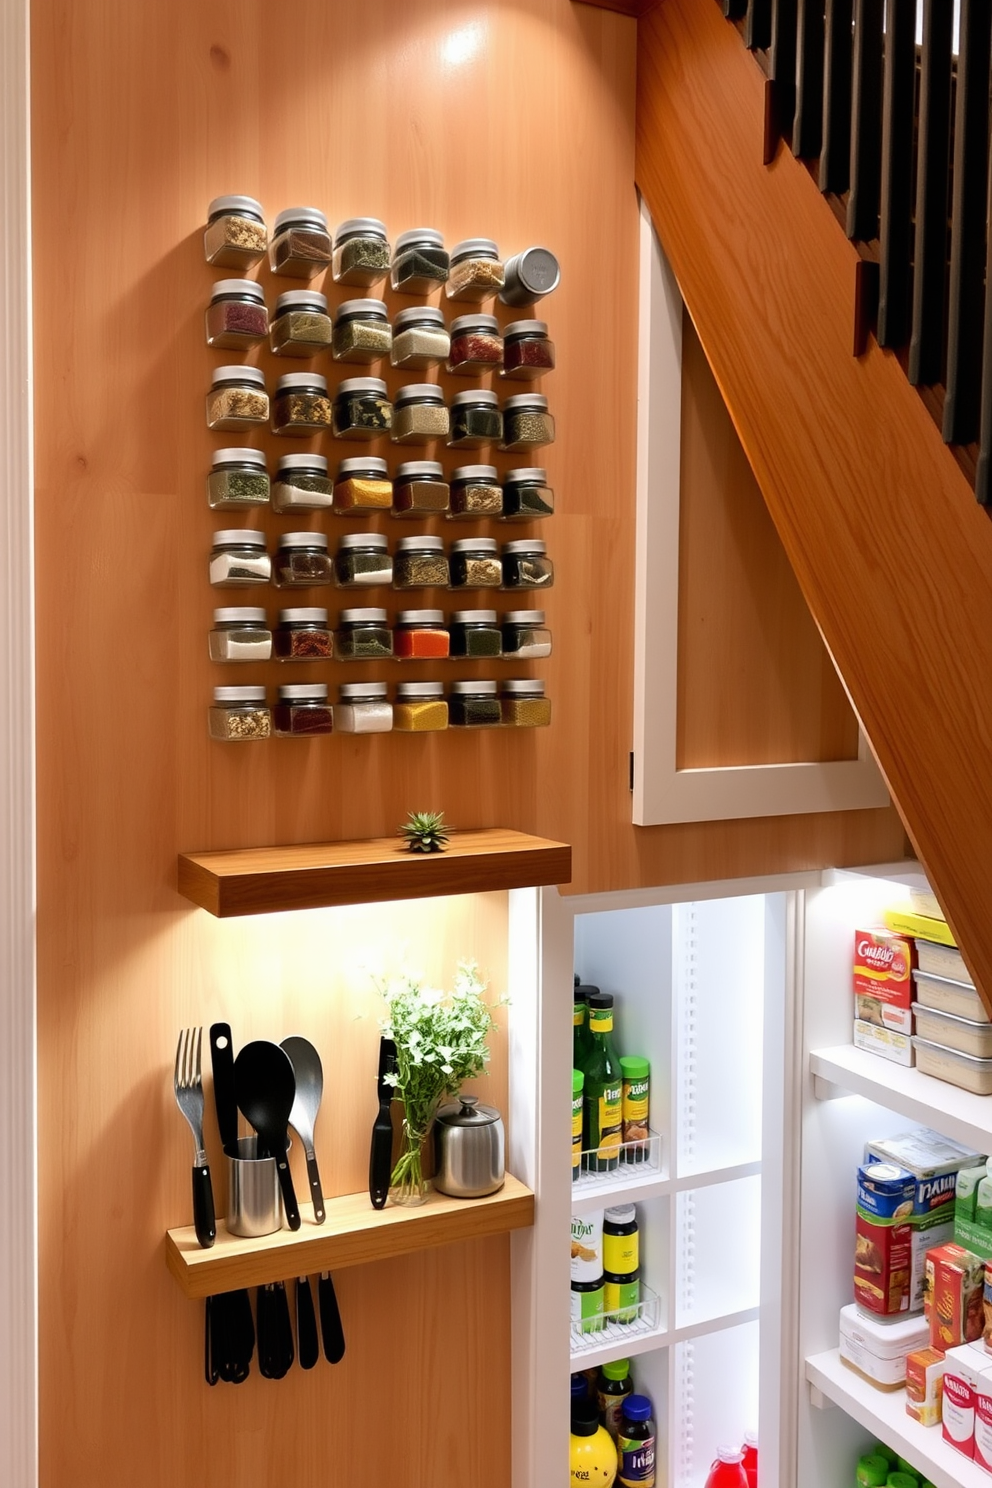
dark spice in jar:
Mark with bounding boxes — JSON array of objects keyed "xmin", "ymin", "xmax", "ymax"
[
  {"xmin": 334, "ymin": 534, "xmax": 393, "ymax": 588},
  {"xmin": 448, "ymin": 681, "xmax": 502, "ymax": 726},
  {"xmin": 205, "ymin": 280, "xmax": 269, "ymax": 348},
  {"xmin": 273, "ymin": 608, "xmax": 333, "ymax": 660},
  {"xmin": 272, "ymin": 373, "xmax": 333, "ymax": 434},
  {"xmin": 332, "ymin": 218, "xmax": 391, "ymax": 286},
  {"xmin": 501, "ymin": 319, "xmax": 556, "ymax": 379},
  {"xmin": 449, "ymin": 610, "xmax": 502, "ymax": 658},
  {"xmin": 501, "ymin": 539, "xmax": 554, "ymax": 590},
  {"xmin": 501, "ymin": 468, "xmax": 554, "ymax": 520},
  {"xmin": 332, "ymin": 379, "xmax": 392, "ymax": 439},
  {"xmin": 207, "ymin": 450, "xmax": 270, "ymax": 510},
  {"xmin": 269, "ymin": 207, "xmax": 332, "ymax": 278},
  {"xmin": 448, "ymin": 391, "xmax": 502, "ymax": 448},
  {"xmin": 274, "ymin": 533, "xmax": 333, "ymax": 588},
  {"xmin": 392, "ymin": 461, "xmax": 450, "ymax": 517},
  {"xmin": 273, "ymin": 684, "xmax": 334, "ymax": 736},
  {"xmin": 391, "ymin": 229, "xmax": 449, "ymax": 293}
]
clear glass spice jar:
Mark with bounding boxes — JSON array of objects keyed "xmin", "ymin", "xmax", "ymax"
[
  {"xmin": 207, "ymin": 449, "xmax": 270, "ymax": 511},
  {"xmin": 501, "ymin": 609, "xmax": 551, "ymax": 659},
  {"xmin": 332, "ymin": 299, "xmax": 392, "ymax": 363},
  {"xmin": 209, "ymin": 685, "xmax": 271, "ymax": 742},
  {"xmin": 335, "ymin": 681, "xmax": 392, "ymax": 734},
  {"xmin": 209, "ymin": 530, "xmax": 271, "ymax": 587},
  {"xmin": 273, "ymin": 607, "xmax": 333, "ymax": 661},
  {"xmin": 272, "ymin": 372, "xmax": 333, "ymax": 435},
  {"xmin": 271, "ymin": 454, "xmax": 334, "ymax": 512},
  {"xmin": 269, "ymin": 206, "xmax": 332, "ymax": 279},
  {"xmin": 332, "ymin": 217, "xmax": 391, "ymax": 287},
  {"xmin": 393, "ymin": 536, "xmax": 450, "ymax": 589},
  {"xmin": 204, "ymin": 195, "xmax": 267, "ymax": 270},
  {"xmin": 500, "ymin": 678, "xmax": 552, "ymax": 727},
  {"xmin": 335, "ymin": 607, "xmax": 393, "ymax": 661},
  {"xmin": 447, "ymin": 315, "xmax": 504, "ymax": 374},
  {"xmin": 273, "ymin": 682, "xmax": 334, "ymax": 736},
  {"xmin": 501, "ymin": 320, "xmax": 555, "ymax": 380},
  {"xmin": 448, "ymin": 679, "xmax": 501, "ymax": 727},
  {"xmin": 205, "ymin": 279, "xmax": 269, "ymax": 349},
  {"xmin": 502, "ymin": 539, "xmax": 554, "ymax": 590},
  {"xmin": 208, "ymin": 607, "xmax": 273, "ymax": 663},
  {"xmin": 391, "ymin": 306, "xmax": 451, "ymax": 369},
  {"xmin": 450, "ymin": 537, "xmax": 502, "ymax": 589},
  {"xmin": 274, "ymin": 532, "xmax": 333, "ymax": 588},
  {"xmin": 500, "ymin": 394, "xmax": 555, "ymax": 450},
  {"xmin": 390, "ymin": 228, "xmax": 449, "ymax": 293},
  {"xmin": 333, "ymin": 456, "xmax": 392, "ymax": 513},
  {"xmin": 269, "ymin": 290, "xmax": 333, "ymax": 356},
  {"xmin": 449, "ymin": 464, "xmax": 503, "ymax": 519},
  {"xmin": 501, "ymin": 467, "xmax": 554, "ymax": 519},
  {"xmin": 391, "ymin": 384, "xmax": 450, "ymax": 445},
  {"xmin": 446, "ymin": 238, "xmax": 505, "ymax": 302},
  {"xmin": 394, "ymin": 680, "xmax": 449, "ymax": 731},
  {"xmin": 334, "ymin": 533, "xmax": 393, "ymax": 588},
  {"xmin": 499, "ymin": 247, "xmax": 561, "ymax": 307},
  {"xmin": 206, "ymin": 366, "xmax": 269, "ymax": 432},
  {"xmin": 448, "ymin": 609, "xmax": 502, "ymax": 658},
  {"xmin": 392, "ymin": 461, "xmax": 450, "ymax": 517},
  {"xmin": 332, "ymin": 378, "xmax": 392, "ymax": 439},
  {"xmin": 393, "ymin": 610, "xmax": 450, "ymax": 660},
  {"xmin": 448, "ymin": 390, "xmax": 502, "ymax": 448}
]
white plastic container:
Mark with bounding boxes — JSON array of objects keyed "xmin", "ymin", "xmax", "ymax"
[
  {"xmin": 916, "ymin": 940, "xmax": 975, "ymax": 985},
  {"xmin": 913, "ymin": 1002, "xmax": 992, "ymax": 1059},
  {"xmin": 913, "ymin": 1037, "xmax": 992, "ymax": 1096},
  {"xmin": 913, "ymin": 967, "xmax": 987, "ymax": 1022},
  {"xmin": 838, "ymin": 1302, "xmax": 929, "ymax": 1389}
]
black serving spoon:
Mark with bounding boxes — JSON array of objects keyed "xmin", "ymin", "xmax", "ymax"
[{"xmin": 234, "ymin": 1040, "xmax": 301, "ymax": 1231}]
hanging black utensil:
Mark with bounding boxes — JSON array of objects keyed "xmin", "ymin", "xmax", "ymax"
[
  {"xmin": 234, "ymin": 1040, "xmax": 301, "ymax": 1230},
  {"xmin": 212, "ymin": 1289, "xmax": 254, "ymax": 1384},
  {"xmin": 296, "ymin": 1277, "xmax": 319, "ymax": 1370},
  {"xmin": 318, "ymin": 1271, "xmax": 346, "ymax": 1364},
  {"xmin": 280, "ymin": 1036, "xmax": 326, "ymax": 1223},
  {"xmin": 204, "ymin": 1296, "xmax": 218, "ymax": 1386},
  {"xmin": 272, "ymin": 1281, "xmax": 295, "ymax": 1378},
  {"xmin": 369, "ymin": 1036, "xmax": 396, "ymax": 1210},
  {"xmin": 209, "ymin": 1022, "xmax": 240, "ymax": 1155}
]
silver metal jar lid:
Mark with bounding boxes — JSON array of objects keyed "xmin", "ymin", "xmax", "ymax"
[
  {"xmin": 393, "ymin": 306, "xmax": 446, "ymax": 331},
  {"xmin": 276, "ymin": 453, "xmax": 329, "ymax": 474},
  {"xmin": 278, "ymin": 607, "xmax": 329, "ymax": 623},
  {"xmin": 339, "ymin": 607, "xmax": 388, "ymax": 623},
  {"xmin": 335, "ymin": 298, "xmax": 389, "ymax": 321},
  {"xmin": 504, "ymin": 320, "xmax": 549, "ymax": 338},
  {"xmin": 451, "ymin": 390, "xmax": 498, "ymax": 408},
  {"xmin": 274, "ymin": 206, "xmax": 328, "ymax": 232},
  {"xmin": 211, "ymin": 365, "xmax": 266, "ymax": 388},
  {"xmin": 451, "ymin": 537, "xmax": 498, "ymax": 554},
  {"xmin": 394, "ymin": 228, "xmax": 444, "ymax": 252},
  {"xmin": 212, "ymin": 529, "xmax": 266, "ymax": 547},
  {"xmin": 396, "ymin": 680, "xmax": 445, "ymax": 698},
  {"xmin": 214, "ymin": 685, "xmax": 266, "ymax": 703},
  {"xmin": 503, "ymin": 610, "xmax": 546, "ymax": 624},
  {"xmin": 278, "ymin": 683, "xmax": 329, "ymax": 701},
  {"xmin": 337, "ymin": 456, "xmax": 389, "ymax": 476},
  {"xmin": 213, "ymin": 607, "xmax": 268, "ymax": 624},
  {"xmin": 436, "ymin": 1094, "xmax": 501, "ymax": 1125},
  {"xmin": 503, "ymin": 467, "xmax": 547, "ymax": 484},
  {"xmin": 452, "ymin": 464, "xmax": 498, "ymax": 482},
  {"xmin": 502, "ymin": 393, "xmax": 548, "ymax": 412},
  {"xmin": 501, "ymin": 247, "xmax": 561, "ymax": 299},
  {"xmin": 394, "ymin": 383, "xmax": 445, "ymax": 406},
  {"xmin": 502, "ymin": 539, "xmax": 547, "ymax": 554},
  {"xmin": 501, "ymin": 679, "xmax": 546, "ymax": 695},
  {"xmin": 278, "ymin": 531, "xmax": 329, "ymax": 550},
  {"xmin": 396, "ymin": 535, "xmax": 444, "ymax": 552},
  {"xmin": 212, "ymin": 448, "xmax": 267, "ymax": 469},
  {"xmin": 338, "ymin": 532, "xmax": 388, "ymax": 550},
  {"xmin": 274, "ymin": 289, "xmax": 329, "ymax": 314},
  {"xmin": 395, "ymin": 461, "xmax": 445, "ymax": 479},
  {"xmin": 450, "ymin": 238, "xmax": 499, "ymax": 262},
  {"xmin": 451, "ymin": 609, "xmax": 498, "ymax": 623},
  {"xmin": 449, "ymin": 314, "xmax": 500, "ymax": 335},
  {"xmin": 604, "ymin": 1205, "xmax": 637, "ymax": 1224},
  {"xmin": 334, "ymin": 216, "xmax": 388, "ymax": 244},
  {"xmin": 208, "ymin": 195, "xmax": 264, "ymax": 222},
  {"xmin": 337, "ymin": 377, "xmax": 389, "ymax": 396},
  {"xmin": 276, "ymin": 371, "xmax": 329, "ymax": 392},
  {"xmin": 451, "ymin": 679, "xmax": 498, "ymax": 695},
  {"xmin": 210, "ymin": 278, "xmax": 266, "ymax": 302},
  {"xmin": 396, "ymin": 609, "xmax": 444, "ymax": 624},
  {"xmin": 339, "ymin": 681, "xmax": 388, "ymax": 700}
]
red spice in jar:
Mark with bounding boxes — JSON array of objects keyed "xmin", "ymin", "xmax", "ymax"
[
  {"xmin": 448, "ymin": 315, "xmax": 503, "ymax": 373},
  {"xmin": 502, "ymin": 321, "xmax": 555, "ymax": 378}
]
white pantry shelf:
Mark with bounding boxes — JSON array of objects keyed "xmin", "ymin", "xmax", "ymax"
[
  {"xmin": 569, "ymin": 1303, "xmax": 761, "ymax": 1373},
  {"xmin": 806, "ymin": 1348, "xmax": 987, "ymax": 1488},
  {"xmin": 810, "ymin": 1045, "xmax": 992, "ymax": 1154}
]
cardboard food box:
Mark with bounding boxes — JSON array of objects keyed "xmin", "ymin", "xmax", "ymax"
[
  {"xmin": 943, "ymin": 1342, "xmax": 991, "ymax": 1459},
  {"xmin": 905, "ymin": 1347, "xmax": 946, "ymax": 1427},
  {"xmin": 856, "ymin": 1164, "xmax": 915, "ymax": 1316},
  {"xmin": 855, "ymin": 929, "xmax": 915, "ymax": 1034},
  {"xmin": 854, "ymin": 1019, "xmax": 914, "ymax": 1067},
  {"xmin": 976, "ymin": 1372, "xmax": 992, "ymax": 1474},
  {"xmin": 927, "ymin": 1243, "xmax": 986, "ymax": 1351}
]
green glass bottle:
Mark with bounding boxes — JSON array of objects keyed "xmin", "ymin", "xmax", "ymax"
[
  {"xmin": 573, "ymin": 976, "xmax": 594, "ymax": 1071},
  {"xmin": 582, "ymin": 991, "xmax": 623, "ymax": 1172}
]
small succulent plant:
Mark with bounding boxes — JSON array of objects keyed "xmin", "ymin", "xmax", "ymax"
[{"xmin": 399, "ymin": 810, "xmax": 450, "ymax": 854}]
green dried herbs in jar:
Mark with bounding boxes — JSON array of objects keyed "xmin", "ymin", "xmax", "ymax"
[
  {"xmin": 449, "ymin": 609, "xmax": 502, "ymax": 658},
  {"xmin": 448, "ymin": 679, "xmax": 501, "ymax": 727},
  {"xmin": 269, "ymin": 206, "xmax": 332, "ymax": 279},
  {"xmin": 206, "ymin": 366, "xmax": 269, "ymax": 432},
  {"xmin": 271, "ymin": 454, "xmax": 334, "ymax": 513},
  {"xmin": 269, "ymin": 289, "xmax": 333, "ymax": 356},
  {"xmin": 391, "ymin": 384, "xmax": 450, "ymax": 445},
  {"xmin": 272, "ymin": 372, "xmax": 333, "ymax": 435},
  {"xmin": 333, "ymin": 298, "xmax": 392, "ymax": 363},
  {"xmin": 332, "ymin": 379, "xmax": 392, "ymax": 440},
  {"xmin": 334, "ymin": 533, "xmax": 393, "ymax": 588},
  {"xmin": 391, "ymin": 228, "xmax": 449, "ymax": 294},
  {"xmin": 209, "ymin": 530, "xmax": 271, "ymax": 587},
  {"xmin": 448, "ymin": 391, "xmax": 502, "ymax": 449},
  {"xmin": 391, "ymin": 307, "xmax": 451, "ymax": 370},
  {"xmin": 332, "ymin": 217, "xmax": 391, "ymax": 288},
  {"xmin": 334, "ymin": 607, "xmax": 393, "ymax": 661},
  {"xmin": 207, "ymin": 448, "xmax": 270, "ymax": 511}
]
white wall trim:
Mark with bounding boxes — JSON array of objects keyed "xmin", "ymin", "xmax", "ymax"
[
  {"xmin": 632, "ymin": 198, "xmax": 890, "ymax": 825},
  {"xmin": 0, "ymin": 0, "xmax": 37, "ymax": 1481}
]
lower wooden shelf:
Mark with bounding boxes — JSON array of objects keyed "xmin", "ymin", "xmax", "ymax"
[{"xmin": 165, "ymin": 1173, "xmax": 535, "ymax": 1298}]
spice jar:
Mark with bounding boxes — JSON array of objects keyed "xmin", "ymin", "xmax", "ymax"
[
  {"xmin": 501, "ymin": 610, "xmax": 551, "ymax": 660},
  {"xmin": 209, "ymin": 530, "xmax": 271, "ymax": 587},
  {"xmin": 209, "ymin": 685, "xmax": 271, "ymax": 742},
  {"xmin": 447, "ymin": 315, "xmax": 504, "ymax": 374},
  {"xmin": 269, "ymin": 290, "xmax": 333, "ymax": 356},
  {"xmin": 271, "ymin": 454, "xmax": 334, "ymax": 512},
  {"xmin": 449, "ymin": 680, "xmax": 501, "ymax": 727},
  {"xmin": 334, "ymin": 533, "xmax": 393, "ymax": 588},
  {"xmin": 446, "ymin": 238, "xmax": 505, "ymax": 302},
  {"xmin": 206, "ymin": 366, "xmax": 269, "ymax": 431},
  {"xmin": 391, "ymin": 307, "xmax": 451, "ymax": 369},
  {"xmin": 502, "ymin": 539, "xmax": 554, "ymax": 590},
  {"xmin": 204, "ymin": 195, "xmax": 267, "ymax": 269},
  {"xmin": 394, "ymin": 610, "xmax": 450, "ymax": 659},
  {"xmin": 449, "ymin": 609, "xmax": 502, "ymax": 658},
  {"xmin": 449, "ymin": 464, "xmax": 503, "ymax": 519},
  {"xmin": 500, "ymin": 394, "xmax": 555, "ymax": 450},
  {"xmin": 332, "ymin": 299, "xmax": 392, "ymax": 363},
  {"xmin": 205, "ymin": 279, "xmax": 269, "ymax": 348},
  {"xmin": 269, "ymin": 206, "xmax": 332, "ymax": 279},
  {"xmin": 391, "ymin": 384, "xmax": 450, "ymax": 445},
  {"xmin": 500, "ymin": 679, "xmax": 552, "ymax": 727},
  {"xmin": 335, "ymin": 681, "xmax": 393, "ymax": 734},
  {"xmin": 273, "ymin": 607, "xmax": 332, "ymax": 661},
  {"xmin": 391, "ymin": 228, "xmax": 449, "ymax": 293},
  {"xmin": 334, "ymin": 457, "xmax": 392, "ymax": 513},
  {"xmin": 499, "ymin": 247, "xmax": 561, "ymax": 307},
  {"xmin": 449, "ymin": 538, "xmax": 502, "ymax": 589},
  {"xmin": 332, "ymin": 217, "xmax": 391, "ymax": 287},
  {"xmin": 274, "ymin": 532, "xmax": 333, "ymax": 588},
  {"xmin": 272, "ymin": 372, "xmax": 333, "ymax": 435},
  {"xmin": 208, "ymin": 607, "xmax": 273, "ymax": 663},
  {"xmin": 335, "ymin": 607, "xmax": 393, "ymax": 661},
  {"xmin": 448, "ymin": 390, "xmax": 502, "ymax": 448},
  {"xmin": 273, "ymin": 683, "xmax": 334, "ymax": 736},
  {"xmin": 392, "ymin": 461, "xmax": 450, "ymax": 517},
  {"xmin": 501, "ymin": 467, "xmax": 554, "ymax": 519},
  {"xmin": 332, "ymin": 378, "xmax": 392, "ymax": 440},
  {"xmin": 393, "ymin": 536, "xmax": 450, "ymax": 589},
  {"xmin": 501, "ymin": 321, "xmax": 555, "ymax": 380},
  {"xmin": 394, "ymin": 680, "xmax": 449, "ymax": 731},
  {"xmin": 207, "ymin": 449, "xmax": 270, "ymax": 511}
]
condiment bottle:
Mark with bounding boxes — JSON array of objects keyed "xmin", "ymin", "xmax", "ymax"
[
  {"xmin": 570, "ymin": 1398, "xmax": 617, "ymax": 1488},
  {"xmin": 332, "ymin": 299, "xmax": 392, "ymax": 363},
  {"xmin": 209, "ymin": 530, "xmax": 271, "ymax": 587},
  {"xmin": 269, "ymin": 289, "xmax": 333, "ymax": 356},
  {"xmin": 703, "ymin": 1448, "xmax": 748, "ymax": 1488},
  {"xmin": 500, "ymin": 393, "xmax": 555, "ymax": 451},
  {"xmin": 206, "ymin": 366, "xmax": 269, "ymax": 431},
  {"xmin": 271, "ymin": 454, "xmax": 334, "ymax": 513},
  {"xmin": 208, "ymin": 607, "xmax": 272, "ymax": 664},
  {"xmin": 499, "ymin": 680, "xmax": 551, "ymax": 728},
  {"xmin": 271, "ymin": 373, "xmax": 333, "ymax": 435},
  {"xmin": 448, "ymin": 610, "xmax": 502, "ymax": 659},
  {"xmin": 334, "ymin": 457, "xmax": 392, "ymax": 513},
  {"xmin": 598, "ymin": 1359, "xmax": 633, "ymax": 1440},
  {"xmin": 448, "ymin": 680, "xmax": 501, "ymax": 728},
  {"xmin": 391, "ymin": 384, "xmax": 450, "ymax": 445},
  {"xmin": 268, "ymin": 206, "xmax": 332, "ymax": 278},
  {"xmin": 274, "ymin": 532, "xmax": 333, "ymax": 589},
  {"xmin": 449, "ymin": 464, "xmax": 502, "ymax": 519},
  {"xmin": 582, "ymin": 992, "xmax": 623, "ymax": 1172},
  {"xmin": 391, "ymin": 228, "xmax": 449, "ymax": 293},
  {"xmin": 573, "ymin": 979, "xmax": 595, "ymax": 1072},
  {"xmin": 448, "ymin": 390, "xmax": 502, "ymax": 448},
  {"xmin": 570, "ymin": 1276, "xmax": 606, "ymax": 1338},
  {"xmin": 572, "ymin": 1071, "xmax": 584, "ymax": 1182},
  {"xmin": 273, "ymin": 683, "xmax": 334, "ymax": 737},
  {"xmin": 393, "ymin": 680, "xmax": 449, "ymax": 732},
  {"xmin": 205, "ymin": 278, "xmax": 269, "ymax": 349},
  {"xmin": 447, "ymin": 314, "xmax": 504, "ymax": 374},
  {"xmin": 391, "ymin": 306, "xmax": 451, "ymax": 369},
  {"xmin": 334, "ymin": 681, "xmax": 392, "ymax": 734},
  {"xmin": 334, "ymin": 533, "xmax": 393, "ymax": 589},
  {"xmin": 393, "ymin": 536, "xmax": 449, "ymax": 590},
  {"xmin": 207, "ymin": 449, "xmax": 270, "ymax": 511},
  {"xmin": 741, "ymin": 1434, "xmax": 758, "ymax": 1488},
  {"xmin": 393, "ymin": 611, "xmax": 449, "ymax": 660},
  {"xmin": 501, "ymin": 319, "xmax": 556, "ymax": 380},
  {"xmin": 204, "ymin": 194, "xmax": 267, "ymax": 269},
  {"xmin": 392, "ymin": 461, "xmax": 450, "ymax": 518},
  {"xmin": 332, "ymin": 217, "xmax": 391, "ymax": 287},
  {"xmin": 332, "ymin": 378, "xmax": 392, "ymax": 439},
  {"xmin": 499, "ymin": 246, "xmax": 561, "ymax": 307},
  {"xmin": 502, "ymin": 610, "xmax": 552, "ymax": 660},
  {"xmin": 501, "ymin": 467, "xmax": 554, "ymax": 520},
  {"xmin": 502, "ymin": 539, "xmax": 554, "ymax": 591},
  {"xmin": 272, "ymin": 608, "xmax": 333, "ymax": 661},
  {"xmin": 603, "ymin": 1206, "xmax": 639, "ymax": 1275},
  {"xmin": 446, "ymin": 238, "xmax": 506, "ymax": 302},
  {"xmin": 617, "ymin": 1396, "xmax": 656, "ymax": 1488},
  {"xmin": 571, "ymin": 1372, "xmax": 590, "ymax": 1408},
  {"xmin": 620, "ymin": 1057, "xmax": 650, "ymax": 1161},
  {"xmin": 208, "ymin": 686, "xmax": 271, "ymax": 743}
]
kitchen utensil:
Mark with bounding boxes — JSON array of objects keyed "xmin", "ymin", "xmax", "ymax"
[
  {"xmin": 227, "ymin": 1135, "xmax": 282, "ymax": 1238},
  {"xmin": 173, "ymin": 1027, "xmax": 216, "ymax": 1248},
  {"xmin": 296, "ymin": 1277, "xmax": 319, "ymax": 1370},
  {"xmin": 211, "ymin": 1288, "xmax": 254, "ymax": 1384},
  {"xmin": 280, "ymin": 1035, "xmax": 326, "ymax": 1223},
  {"xmin": 318, "ymin": 1272, "xmax": 346, "ymax": 1364},
  {"xmin": 369, "ymin": 1036, "xmax": 396, "ymax": 1210},
  {"xmin": 433, "ymin": 1095, "xmax": 505, "ymax": 1198},
  {"xmin": 209, "ymin": 1021, "xmax": 239, "ymax": 1155},
  {"xmin": 234, "ymin": 1040, "xmax": 301, "ymax": 1231},
  {"xmin": 205, "ymin": 1297, "xmax": 218, "ymax": 1386},
  {"xmin": 257, "ymin": 1283, "xmax": 294, "ymax": 1380}
]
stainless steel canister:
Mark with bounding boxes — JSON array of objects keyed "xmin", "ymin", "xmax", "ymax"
[
  {"xmin": 227, "ymin": 1135, "xmax": 282, "ymax": 1237},
  {"xmin": 433, "ymin": 1095, "xmax": 505, "ymax": 1198}
]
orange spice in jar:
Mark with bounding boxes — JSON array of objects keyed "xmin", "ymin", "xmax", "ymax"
[
  {"xmin": 333, "ymin": 458, "xmax": 392, "ymax": 514},
  {"xmin": 393, "ymin": 610, "xmax": 450, "ymax": 660},
  {"xmin": 394, "ymin": 681, "xmax": 449, "ymax": 733}
]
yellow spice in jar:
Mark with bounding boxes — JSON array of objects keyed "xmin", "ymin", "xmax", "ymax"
[
  {"xmin": 394, "ymin": 700, "xmax": 449, "ymax": 732},
  {"xmin": 334, "ymin": 477, "xmax": 392, "ymax": 512},
  {"xmin": 501, "ymin": 697, "xmax": 551, "ymax": 728}
]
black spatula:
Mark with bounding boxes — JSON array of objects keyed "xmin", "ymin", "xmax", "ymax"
[{"xmin": 234, "ymin": 1040, "xmax": 301, "ymax": 1230}]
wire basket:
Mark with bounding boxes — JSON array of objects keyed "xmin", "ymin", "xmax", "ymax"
[
  {"xmin": 569, "ymin": 1281, "xmax": 663, "ymax": 1357},
  {"xmin": 572, "ymin": 1128, "xmax": 663, "ymax": 1194}
]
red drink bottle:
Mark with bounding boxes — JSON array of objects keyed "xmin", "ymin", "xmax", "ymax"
[{"xmin": 704, "ymin": 1447, "xmax": 749, "ymax": 1488}]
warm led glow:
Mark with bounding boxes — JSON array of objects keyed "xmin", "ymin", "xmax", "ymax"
[{"xmin": 441, "ymin": 22, "xmax": 483, "ymax": 68}]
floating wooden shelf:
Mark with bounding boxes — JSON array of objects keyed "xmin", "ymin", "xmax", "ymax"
[
  {"xmin": 177, "ymin": 827, "xmax": 571, "ymax": 917},
  {"xmin": 166, "ymin": 1173, "xmax": 535, "ymax": 1298}
]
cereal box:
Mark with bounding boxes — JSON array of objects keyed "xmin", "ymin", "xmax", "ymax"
[
  {"xmin": 927, "ymin": 1243, "xmax": 986, "ymax": 1351},
  {"xmin": 854, "ymin": 928, "xmax": 914, "ymax": 1034},
  {"xmin": 905, "ymin": 1347, "xmax": 946, "ymax": 1427}
]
